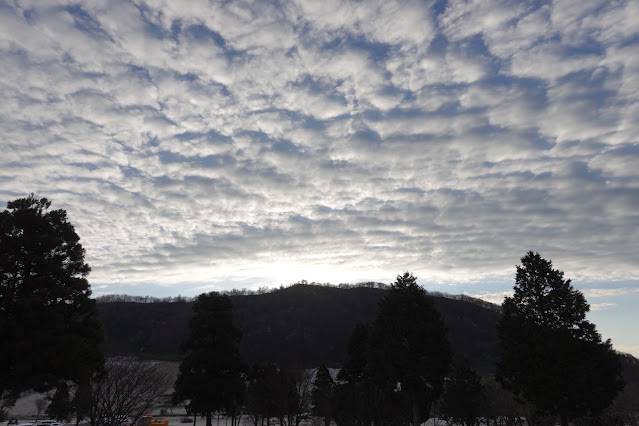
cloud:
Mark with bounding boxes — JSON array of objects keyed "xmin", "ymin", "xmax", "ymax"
[
  {"xmin": 582, "ymin": 287, "xmax": 639, "ymax": 298},
  {"xmin": 589, "ymin": 302, "xmax": 617, "ymax": 311},
  {"xmin": 471, "ymin": 291, "xmax": 513, "ymax": 305},
  {"xmin": 0, "ymin": 0, "xmax": 638, "ymax": 298}
]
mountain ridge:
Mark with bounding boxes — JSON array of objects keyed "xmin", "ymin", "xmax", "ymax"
[{"xmin": 97, "ymin": 283, "xmax": 501, "ymax": 372}]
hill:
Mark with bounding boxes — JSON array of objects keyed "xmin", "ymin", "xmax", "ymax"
[{"xmin": 97, "ymin": 284, "xmax": 501, "ymax": 372}]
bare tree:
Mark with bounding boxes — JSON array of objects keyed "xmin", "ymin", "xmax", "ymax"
[
  {"xmin": 287, "ymin": 369, "xmax": 314, "ymax": 426},
  {"xmin": 89, "ymin": 358, "xmax": 172, "ymax": 426},
  {"xmin": 35, "ymin": 397, "xmax": 49, "ymax": 422}
]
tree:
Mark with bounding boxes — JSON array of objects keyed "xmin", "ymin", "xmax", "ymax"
[
  {"xmin": 47, "ymin": 382, "xmax": 73, "ymax": 422},
  {"xmin": 312, "ymin": 364, "xmax": 335, "ymax": 426},
  {"xmin": 334, "ymin": 323, "xmax": 378, "ymax": 426},
  {"xmin": 173, "ymin": 292, "xmax": 247, "ymax": 426},
  {"xmin": 497, "ymin": 252, "xmax": 624, "ymax": 426},
  {"xmin": 88, "ymin": 357, "xmax": 173, "ymax": 426},
  {"xmin": 482, "ymin": 376, "xmax": 524, "ymax": 426},
  {"xmin": 72, "ymin": 381, "xmax": 93, "ymax": 426},
  {"xmin": 35, "ymin": 397, "xmax": 48, "ymax": 423},
  {"xmin": 0, "ymin": 195, "xmax": 103, "ymax": 407},
  {"xmin": 244, "ymin": 363, "xmax": 313, "ymax": 426},
  {"xmin": 286, "ymin": 369, "xmax": 314, "ymax": 426},
  {"xmin": 337, "ymin": 323, "xmax": 371, "ymax": 386},
  {"xmin": 440, "ymin": 357, "xmax": 485, "ymax": 426},
  {"xmin": 245, "ymin": 363, "xmax": 278, "ymax": 426},
  {"xmin": 367, "ymin": 272, "xmax": 452, "ymax": 426}
]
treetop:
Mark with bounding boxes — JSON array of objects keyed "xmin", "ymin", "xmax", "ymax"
[
  {"xmin": 505, "ymin": 251, "xmax": 594, "ymax": 338},
  {"xmin": 6, "ymin": 194, "xmax": 51, "ymax": 212},
  {"xmin": 392, "ymin": 271, "xmax": 419, "ymax": 290}
]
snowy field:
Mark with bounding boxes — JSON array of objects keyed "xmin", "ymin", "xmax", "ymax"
[
  {"xmin": 2, "ymin": 421, "xmax": 446, "ymax": 426},
  {"xmin": 1, "ymin": 419, "xmax": 327, "ymax": 426},
  {"xmin": 4, "ymin": 390, "xmax": 452, "ymax": 426}
]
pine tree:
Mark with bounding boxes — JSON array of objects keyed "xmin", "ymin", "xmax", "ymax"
[
  {"xmin": 497, "ymin": 252, "xmax": 624, "ymax": 426},
  {"xmin": 0, "ymin": 195, "xmax": 103, "ymax": 408},
  {"xmin": 334, "ymin": 323, "xmax": 377, "ymax": 426},
  {"xmin": 312, "ymin": 364, "xmax": 334, "ymax": 426},
  {"xmin": 173, "ymin": 292, "xmax": 247, "ymax": 426},
  {"xmin": 367, "ymin": 272, "xmax": 452, "ymax": 426},
  {"xmin": 46, "ymin": 382, "xmax": 73, "ymax": 422},
  {"xmin": 441, "ymin": 357, "xmax": 485, "ymax": 426}
]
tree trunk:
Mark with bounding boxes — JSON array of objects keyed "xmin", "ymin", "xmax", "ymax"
[
  {"xmin": 560, "ymin": 414, "xmax": 569, "ymax": 426},
  {"xmin": 413, "ymin": 400, "xmax": 420, "ymax": 426},
  {"xmin": 206, "ymin": 411, "xmax": 212, "ymax": 426}
]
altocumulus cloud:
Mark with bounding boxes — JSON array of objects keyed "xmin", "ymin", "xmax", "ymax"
[{"xmin": 1, "ymin": 0, "xmax": 638, "ymax": 298}]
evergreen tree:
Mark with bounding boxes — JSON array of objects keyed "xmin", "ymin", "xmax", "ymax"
[
  {"xmin": 0, "ymin": 195, "xmax": 103, "ymax": 406},
  {"xmin": 337, "ymin": 323, "xmax": 371, "ymax": 385},
  {"xmin": 46, "ymin": 382, "xmax": 73, "ymax": 422},
  {"xmin": 497, "ymin": 252, "xmax": 624, "ymax": 426},
  {"xmin": 367, "ymin": 272, "xmax": 452, "ymax": 426},
  {"xmin": 245, "ymin": 363, "xmax": 279, "ymax": 425},
  {"xmin": 441, "ymin": 357, "xmax": 485, "ymax": 426},
  {"xmin": 71, "ymin": 381, "xmax": 93, "ymax": 426},
  {"xmin": 173, "ymin": 292, "xmax": 247, "ymax": 426},
  {"xmin": 312, "ymin": 364, "xmax": 335, "ymax": 426},
  {"xmin": 334, "ymin": 323, "xmax": 377, "ymax": 426}
]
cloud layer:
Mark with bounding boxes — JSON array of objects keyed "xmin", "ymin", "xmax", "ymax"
[{"xmin": 1, "ymin": 0, "xmax": 638, "ymax": 298}]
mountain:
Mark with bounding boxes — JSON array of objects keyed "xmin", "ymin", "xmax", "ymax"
[{"xmin": 97, "ymin": 284, "xmax": 502, "ymax": 372}]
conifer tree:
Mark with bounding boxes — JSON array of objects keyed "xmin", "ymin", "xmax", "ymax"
[
  {"xmin": 312, "ymin": 364, "xmax": 335, "ymax": 426},
  {"xmin": 46, "ymin": 382, "xmax": 73, "ymax": 422},
  {"xmin": 0, "ymin": 195, "xmax": 103, "ymax": 408},
  {"xmin": 368, "ymin": 272, "xmax": 452, "ymax": 426},
  {"xmin": 497, "ymin": 252, "xmax": 624, "ymax": 426},
  {"xmin": 334, "ymin": 323, "xmax": 376, "ymax": 426},
  {"xmin": 173, "ymin": 292, "xmax": 247, "ymax": 426},
  {"xmin": 441, "ymin": 357, "xmax": 485, "ymax": 426}
]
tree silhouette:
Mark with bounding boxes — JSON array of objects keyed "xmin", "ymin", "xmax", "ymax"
[
  {"xmin": 497, "ymin": 251, "xmax": 624, "ymax": 426},
  {"xmin": 46, "ymin": 382, "xmax": 73, "ymax": 422},
  {"xmin": 245, "ymin": 363, "xmax": 278, "ymax": 425},
  {"xmin": 441, "ymin": 356, "xmax": 485, "ymax": 426},
  {"xmin": 0, "ymin": 195, "xmax": 103, "ymax": 409},
  {"xmin": 88, "ymin": 358, "xmax": 172, "ymax": 426},
  {"xmin": 312, "ymin": 364, "xmax": 335, "ymax": 426},
  {"xmin": 173, "ymin": 292, "xmax": 247, "ymax": 426},
  {"xmin": 367, "ymin": 272, "xmax": 452, "ymax": 426},
  {"xmin": 334, "ymin": 323, "xmax": 377, "ymax": 426}
]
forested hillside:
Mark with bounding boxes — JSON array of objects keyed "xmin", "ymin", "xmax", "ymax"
[{"xmin": 97, "ymin": 284, "xmax": 501, "ymax": 372}]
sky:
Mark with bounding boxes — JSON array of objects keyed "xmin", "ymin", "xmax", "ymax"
[{"xmin": 1, "ymin": 0, "xmax": 638, "ymax": 356}]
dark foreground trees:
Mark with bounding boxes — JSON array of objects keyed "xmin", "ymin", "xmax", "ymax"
[
  {"xmin": 312, "ymin": 364, "xmax": 335, "ymax": 426},
  {"xmin": 440, "ymin": 357, "xmax": 485, "ymax": 426},
  {"xmin": 335, "ymin": 272, "xmax": 452, "ymax": 426},
  {"xmin": 497, "ymin": 252, "xmax": 624, "ymax": 426},
  {"xmin": 334, "ymin": 323, "xmax": 377, "ymax": 426},
  {"xmin": 0, "ymin": 195, "xmax": 103, "ymax": 417},
  {"xmin": 368, "ymin": 272, "xmax": 452, "ymax": 426},
  {"xmin": 46, "ymin": 382, "xmax": 73, "ymax": 422},
  {"xmin": 245, "ymin": 363, "xmax": 313, "ymax": 426},
  {"xmin": 173, "ymin": 292, "xmax": 247, "ymax": 426}
]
